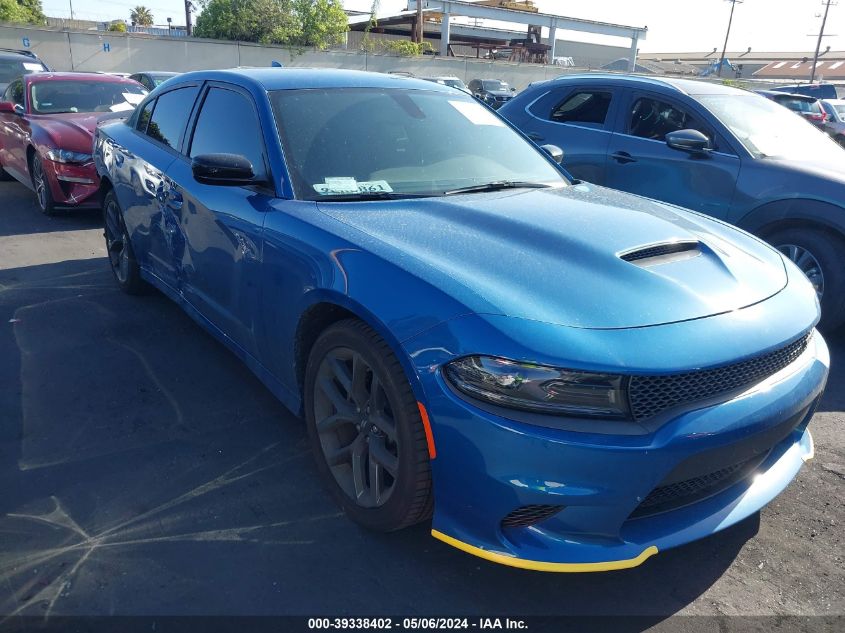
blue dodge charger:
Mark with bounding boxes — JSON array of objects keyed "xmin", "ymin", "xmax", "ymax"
[{"xmin": 94, "ymin": 69, "xmax": 827, "ymax": 572}]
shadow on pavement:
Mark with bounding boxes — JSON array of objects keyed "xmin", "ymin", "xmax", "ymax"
[
  {"xmin": 0, "ymin": 182, "xmax": 102, "ymax": 238},
  {"xmin": 0, "ymin": 257, "xmax": 756, "ymax": 620}
]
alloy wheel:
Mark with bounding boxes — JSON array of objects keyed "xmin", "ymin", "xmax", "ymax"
[
  {"xmin": 32, "ymin": 158, "xmax": 47, "ymax": 211},
  {"xmin": 313, "ymin": 347, "xmax": 399, "ymax": 509},
  {"xmin": 777, "ymin": 243, "xmax": 824, "ymax": 299},
  {"xmin": 104, "ymin": 198, "xmax": 130, "ymax": 284}
]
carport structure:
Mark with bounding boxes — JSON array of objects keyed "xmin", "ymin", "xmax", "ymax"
[{"xmin": 407, "ymin": 0, "xmax": 646, "ymax": 68}]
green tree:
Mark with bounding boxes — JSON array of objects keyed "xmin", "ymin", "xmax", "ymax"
[
  {"xmin": 0, "ymin": 0, "xmax": 45, "ymax": 24},
  {"xmin": 194, "ymin": 0, "xmax": 347, "ymax": 48},
  {"xmin": 108, "ymin": 21, "xmax": 127, "ymax": 32},
  {"xmin": 130, "ymin": 5, "xmax": 154, "ymax": 26}
]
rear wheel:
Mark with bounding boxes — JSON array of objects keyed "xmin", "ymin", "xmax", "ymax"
[
  {"xmin": 304, "ymin": 319, "xmax": 433, "ymax": 531},
  {"xmin": 103, "ymin": 190, "xmax": 146, "ymax": 295},
  {"xmin": 769, "ymin": 227, "xmax": 845, "ymax": 331},
  {"xmin": 30, "ymin": 154, "xmax": 56, "ymax": 215}
]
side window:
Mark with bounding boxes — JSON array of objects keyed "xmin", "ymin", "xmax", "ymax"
[
  {"xmin": 144, "ymin": 86, "xmax": 199, "ymax": 150},
  {"xmin": 469, "ymin": 80, "xmax": 480, "ymax": 92},
  {"xmin": 189, "ymin": 87, "xmax": 267, "ymax": 180},
  {"xmin": 629, "ymin": 97, "xmax": 712, "ymax": 142},
  {"xmin": 5, "ymin": 80, "xmax": 24, "ymax": 107},
  {"xmin": 137, "ymin": 99, "xmax": 155, "ymax": 134},
  {"xmin": 549, "ymin": 90, "xmax": 612, "ymax": 127}
]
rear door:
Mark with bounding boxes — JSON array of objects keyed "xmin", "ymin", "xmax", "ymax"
[
  {"xmin": 128, "ymin": 84, "xmax": 201, "ymax": 289},
  {"xmin": 605, "ymin": 90, "xmax": 740, "ymax": 219},
  {"xmin": 517, "ymin": 84, "xmax": 618, "ymax": 183},
  {"xmin": 164, "ymin": 82, "xmax": 274, "ymax": 358}
]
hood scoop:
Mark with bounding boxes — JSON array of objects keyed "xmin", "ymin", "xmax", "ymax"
[{"xmin": 620, "ymin": 240, "xmax": 701, "ymax": 267}]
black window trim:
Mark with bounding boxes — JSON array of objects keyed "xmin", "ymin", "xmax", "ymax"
[
  {"xmin": 182, "ymin": 80, "xmax": 276, "ymax": 197},
  {"xmin": 132, "ymin": 81, "xmax": 202, "ymax": 157},
  {"xmin": 548, "ymin": 88, "xmax": 615, "ymax": 129},
  {"xmin": 526, "ymin": 85, "xmax": 618, "ymax": 133}
]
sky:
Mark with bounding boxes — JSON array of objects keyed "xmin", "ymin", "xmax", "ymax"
[{"xmin": 39, "ymin": 0, "xmax": 845, "ymax": 54}]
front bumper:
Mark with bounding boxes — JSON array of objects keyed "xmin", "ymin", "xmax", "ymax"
[
  {"xmin": 404, "ymin": 304, "xmax": 827, "ymax": 571},
  {"xmin": 43, "ymin": 158, "xmax": 100, "ymax": 208}
]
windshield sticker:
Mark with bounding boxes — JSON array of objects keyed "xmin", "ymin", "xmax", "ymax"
[
  {"xmin": 23, "ymin": 63, "xmax": 44, "ymax": 72},
  {"xmin": 122, "ymin": 92, "xmax": 145, "ymax": 105},
  {"xmin": 314, "ymin": 178, "xmax": 393, "ymax": 195},
  {"xmin": 449, "ymin": 100, "xmax": 505, "ymax": 126}
]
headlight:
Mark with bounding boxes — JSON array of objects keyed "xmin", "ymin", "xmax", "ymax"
[
  {"xmin": 445, "ymin": 356, "xmax": 629, "ymax": 419},
  {"xmin": 46, "ymin": 149, "xmax": 93, "ymax": 164}
]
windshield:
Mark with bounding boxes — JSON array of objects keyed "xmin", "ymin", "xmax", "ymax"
[
  {"xmin": 482, "ymin": 80, "xmax": 509, "ymax": 92},
  {"xmin": 152, "ymin": 74, "xmax": 174, "ymax": 87},
  {"xmin": 30, "ymin": 80, "xmax": 147, "ymax": 114},
  {"xmin": 696, "ymin": 94, "xmax": 844, "ymax": 160},
  {"xmin": 0, "ymin": 59, "xmax": 46, "ymax": 83},
  {"xmin": 270, "ymin": 88, "xmax": 566, "ymax": 200},
  {"xmin": 442, "ymin": 79, "xmax": 467, "ymax": 91},
  {"xmin": 834, "ymin": 104, "xmax": 845, "ymax": 117},
  {"xmin": 774, "ymin": 96, "xmax": 821, "ymax": 113}
]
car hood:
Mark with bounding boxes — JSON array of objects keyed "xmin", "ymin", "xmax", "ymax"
[
  {"xmin": 35, "ymin": 111, "xmax": 128, "ymax": 153},
  {"xmin": 317, "ymin": 184, "xmax": 788, "ymax": 329},
  {"xmin": 484, "ymin": 90, "xmax": 512, "ymax": 97}
]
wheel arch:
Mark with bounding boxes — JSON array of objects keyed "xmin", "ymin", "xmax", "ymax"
[
  {"xmin": 737, "ymin": 198, "xmax": 845, "ymax": 242},
  {"xmin": 292, "ymin": 292, "xmax": 428, "ymax": 414}
]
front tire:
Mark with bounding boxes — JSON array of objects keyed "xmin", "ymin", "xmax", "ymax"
[
  {"xmin": 770, "ymin": 227, "xmax": 845, "ymax": 331},
  {"xmin": 30, "ymin": 154, "xmax": 56, "ymax": 215},
  {"xmin": 103, "ymin": 190, "xmax": 146, "ymax": 295},
  {"xmin": 304, "ymin": 319, "xmax": 433, "ymax": 531}
]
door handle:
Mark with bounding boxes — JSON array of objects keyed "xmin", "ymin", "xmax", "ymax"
[
  {"xmin": 610, "ymin": 151, "xmax": 637, "ymax": 164},
  {"xmin": 526, "ymin": 132, "xmax": 544, "ymax": 141},
  {"xmin": 166, "ymin": 190, "xmax": 183, "ymax": 211}
]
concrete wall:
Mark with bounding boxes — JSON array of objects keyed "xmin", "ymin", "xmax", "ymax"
[{"xmin": 0, "ymin": 23, "xmax": 585, "ymax": 90}]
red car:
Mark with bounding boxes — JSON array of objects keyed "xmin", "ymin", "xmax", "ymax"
[{"xmin": 0, "ymin": 72, "xmax": 147, "ymax": 214}]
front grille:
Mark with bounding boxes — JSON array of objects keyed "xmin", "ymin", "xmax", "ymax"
[
  {"xmin": 501, "ymin": 504, "xmax": 564, "ymax": 528},
  {"xmin": 630, "ymin": 452, "xmax": 767, "ymax": 519},
  {"xmin": 628, "ymin": 332, "xmax": 811, "ymax": 422}
]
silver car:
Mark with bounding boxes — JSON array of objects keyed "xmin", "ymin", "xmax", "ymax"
[{"xmin": 820, "ymin": 99, "xmax": 845, "ymax": 147}]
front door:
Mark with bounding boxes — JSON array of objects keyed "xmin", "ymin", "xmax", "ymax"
[
  {"xmin": 606, "ymin": 91, "xmax": 740, "ymax": 219},
  {"xmin": 166, "ymin": 83, "xmax": 273, "ymax": 358}
]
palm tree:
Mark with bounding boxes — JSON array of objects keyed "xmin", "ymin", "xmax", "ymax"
[{"xmin": 130, "ymin": 6, "xmax": 154, "ymax": 27}]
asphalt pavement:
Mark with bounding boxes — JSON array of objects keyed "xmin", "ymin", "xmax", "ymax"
[{"xmin": 0, "ymin": 181, "xmax": 843, "ymax": 628}]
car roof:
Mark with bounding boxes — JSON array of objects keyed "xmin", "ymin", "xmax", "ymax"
[
  {"xmin": 169, "ymin": 68, "xmax": 456, "ymax": 93},
  {"xmin": 546, "ymin": 73, "xmax": 747, "ymax": 96},
  {"xmin": 822, "ymin": 98, "xmax": 845, "ymax": 105},
  {"xmin": 757, "ymin": 89, "xmax": 817, "ymax": 101},
  {"xmin": 0, "ymin": 50, "xmax": 44, "ymax": 63},
  {"xmin": 24, "ymin": 71, "xmax": 142, "ymax": 85}
]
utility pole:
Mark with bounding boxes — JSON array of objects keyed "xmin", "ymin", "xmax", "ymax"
[
  {"xmin": 718, "ymin": 0, "xmax": 743, "ymax": 77},
  {"xmin": 184, "ymin": 0, "xmax": 194, "ymax": 37},
  {"xmin": 68, "ymin": 0, "xmax": 74, "ymax": 20},
  {"xmin": 416, "ymin": 0, "xmax": 423, "ymax": 44},
  {"xmin": 811, "ymin": 0, "xmax": 836, "ymax": 82}
]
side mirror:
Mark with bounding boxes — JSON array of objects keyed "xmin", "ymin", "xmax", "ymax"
[
  {"xmin": 540, "ymin": 144, "xmax": 564, "ymax": 164},
  {"xmin": 511, "ymin": 87, "xmax": 517, "ymax": 93},
  {"xmin": 0, "ymin": 101, "xmax": 21, "ymax": 115},
  {"xmin": 192, "ymin": 153, "xmax": 258, "ymax": 186},
  {"xmin": 666, "ymin": 129, "xmax": 712, "ymax": 155}
]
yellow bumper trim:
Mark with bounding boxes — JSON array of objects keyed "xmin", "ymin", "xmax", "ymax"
[{"xmin": 431, "ymin": 529, "xmax": 658, "ymax": 573}]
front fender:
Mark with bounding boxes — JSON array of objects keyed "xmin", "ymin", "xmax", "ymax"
[{"xmin": 737, "ymin": 198, "xmax": 845, "ymax": 237}]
